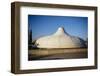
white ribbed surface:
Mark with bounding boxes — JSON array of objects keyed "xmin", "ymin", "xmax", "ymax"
[{"xmin": 36, "ymin": 27, "xmax": 86, "ymax": 48}]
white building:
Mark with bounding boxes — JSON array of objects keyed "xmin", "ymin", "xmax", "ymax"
[{"xmin": 35, "ymin": 27, "xmax": 86, "ymax": 48}]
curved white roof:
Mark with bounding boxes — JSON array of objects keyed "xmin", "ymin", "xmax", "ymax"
[{"xmin": 35, "ymin": 27, "xmax": 86, "ymax": 48}]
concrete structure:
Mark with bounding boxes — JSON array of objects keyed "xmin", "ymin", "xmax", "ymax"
[{"xmin": 35, "ymin": 27, "xmax": 86, "ymax": 48}]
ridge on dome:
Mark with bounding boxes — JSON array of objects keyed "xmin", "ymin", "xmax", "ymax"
[{"xmin": 54, "ymin": 27, "xmax": 69, "ymax": 35}]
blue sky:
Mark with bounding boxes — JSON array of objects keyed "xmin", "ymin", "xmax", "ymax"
[{"xmin": 28, "ymin": 15, "xmax": 88, "ymax": 40}]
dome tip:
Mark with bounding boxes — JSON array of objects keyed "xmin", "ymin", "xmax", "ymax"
[{"xmin": 58, "ymin": 26, "xmax": 64, "ymax": 31}]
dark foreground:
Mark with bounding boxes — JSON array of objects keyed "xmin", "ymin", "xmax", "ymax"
[{"xmin": 28, "ymin": 48, "xmax": 88, "ymax": 60}]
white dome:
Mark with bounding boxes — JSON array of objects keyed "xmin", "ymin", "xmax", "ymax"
[{"xmin": 35, "ymin": 27, "xmax": 86, "ymax": 48}]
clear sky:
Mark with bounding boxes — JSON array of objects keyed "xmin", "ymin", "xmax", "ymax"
[{"xmin": 28, "ymin": 15, "xmax": 88, "ymax": 41}]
